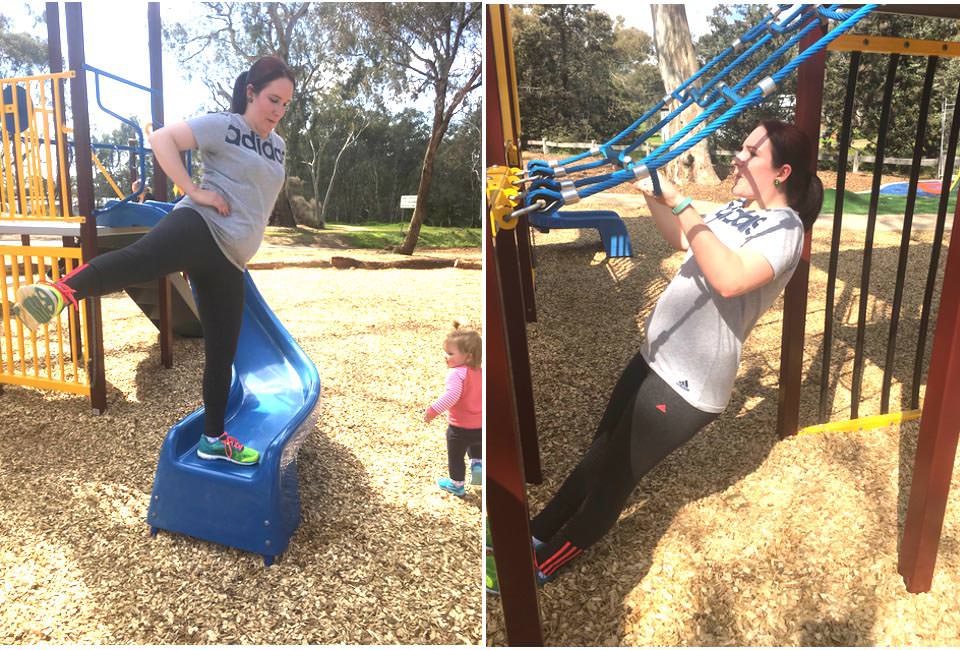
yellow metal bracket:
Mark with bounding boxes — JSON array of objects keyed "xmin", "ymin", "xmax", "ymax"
[
  {"xmin": 487, "ymin": 165, "xmax": 522, "ymax": 234},
  {"xmin": 797, "ymin": 409, "xmax": 922, "ymax": 436},
  {"xmin": 829, "ymin": 34, "xmax": 960, "ymax": 58}
]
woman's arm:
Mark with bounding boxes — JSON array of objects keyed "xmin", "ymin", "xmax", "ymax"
[
  {"xmin": 148, "ymin": 122, "xmax": 230, "ymax": 216},
  {"xmin": 636, "ymin": 180, "xmax": 689, "ymax": 251},
  {"xmin": 639, "ymin": 180, "xmax": 775, "ymax": 298},
  {"xmin": 674, "ymin": 204, "xmax": 775, "ymax": 298}
]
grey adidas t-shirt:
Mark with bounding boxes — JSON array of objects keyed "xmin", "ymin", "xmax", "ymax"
[
  {"xmin": 179, "ymin": 112, "xmax": 286, "ymax": 269},
  {"xmin": 640, "ymin": 200, "xmax": 804, "ymax": 413}
]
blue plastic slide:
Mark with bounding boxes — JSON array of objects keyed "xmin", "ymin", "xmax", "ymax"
[{"xmin": 97, "ymin": 200, "xmax": 321, "ymax": 565}]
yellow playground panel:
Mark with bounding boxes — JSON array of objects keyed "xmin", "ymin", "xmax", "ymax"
[
  {"xmin": 1, "ymin": 71, "xmax": 90, "ymax": 397},
  {"xmin": 0, "ymin": 70, "xmax": 80, "ymax": 223},
  {"xmin": 0, "ymin": 245, "xmax": 90, "ymax": 395}
]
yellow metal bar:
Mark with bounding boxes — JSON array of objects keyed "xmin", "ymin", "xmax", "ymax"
[
  {"xmin": 91, "ymin": 151, "xmax": 124, "ymax": 199},
  {"xmin": 2, "ymin": 374, "xmax": 89, "ymax": 395},
  {"xmin": 39, "ymin": 81, "xmax": 57, "ymax": 218},
  {"xmin": 0, "ymin": 71, "xmax": 74, "ymax": 84},
  {"xmin": 829, "ymin": 34, "xmax": 960, "ymax": 58},
  {"xmin": 797, "ymin": 409, "xmax": 923, "ymax": 436},
  {"xmin": 489, "ymin": 5, "xmax": 522, "ymax": 167},
  {"xmin": 53, "ymin": 79, "xmax": 71, "ymax": 219},
  {"xmin": 487, "ymin": 165, "xmax": 523, "ymax": 233}
]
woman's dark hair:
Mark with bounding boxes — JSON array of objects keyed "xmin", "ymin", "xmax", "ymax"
[
  {"xmin": 761, "ymin": 119, "xmax": 824, "ymax": 230},
  {"xmin": 229, "ymin": 56, "xmax": 296, "ymax": 114}
]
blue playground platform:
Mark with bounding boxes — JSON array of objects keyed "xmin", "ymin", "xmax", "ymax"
[{"xmin": 97, "ymin": 200, "xmax": 321, "ymax": 565}]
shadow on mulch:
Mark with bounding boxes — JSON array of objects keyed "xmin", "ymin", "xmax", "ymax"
[{"xmin": 2, "ymin": 333, "xmax": 480, "ymax": 644}]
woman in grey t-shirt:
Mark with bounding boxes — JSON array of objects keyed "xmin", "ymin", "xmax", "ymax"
[
  {"xmin": 13, "ymin": 56, "xmax": 295, "ymax": 467},
  {"xmin": 529, "ymin": 120, "xmax": 825, "ymax": 584}
]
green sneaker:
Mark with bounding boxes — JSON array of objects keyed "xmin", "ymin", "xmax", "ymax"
[
  {"xmin": 485, "ymin": 551, "xmax": 499, "ymax": 595},
  {"xmin": 13, "ymin": 283, "xmax": 67, "ymax": 331},
  {"xmin": 197, "ymin": 433, "xmax": 260, "ymax": 465}
]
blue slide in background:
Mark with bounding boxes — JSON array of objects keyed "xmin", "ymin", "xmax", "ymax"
[{"xmin": 98, "ymin": 200, "xmax": 321, "ymax": 565}]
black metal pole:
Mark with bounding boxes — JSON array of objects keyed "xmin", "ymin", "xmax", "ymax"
[
  {"xmin": 818, "ymin": 50, "xmax": 861, "ymax": 424},
  {"xmin": 850, "ymin": 53, "xmax": 899, "ymax": 420},
  {"xmin": 881, "ymin": 55, "xmax": 937, "ymax": 413}
]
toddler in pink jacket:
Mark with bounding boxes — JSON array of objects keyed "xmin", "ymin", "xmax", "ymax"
[{"xmin": 425, "ymin": 322, "xmax": 482, "ymax": 497}]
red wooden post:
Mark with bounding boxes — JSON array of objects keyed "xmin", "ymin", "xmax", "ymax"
[
  {"xmin": 776, "ymin": 24, "xmax": 826, "ymax": 438},
  {"xmin": 898, "ymin": 189, "xmax": 960, "ymax": 592},
  {"xmin": 486, "ymin": 5, "xmax": 544, "ymax": 644}
]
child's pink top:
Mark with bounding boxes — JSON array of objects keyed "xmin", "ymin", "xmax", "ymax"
[{"xmin": 430, "ymin": 365, "xmax": 482, "ymax": 429}]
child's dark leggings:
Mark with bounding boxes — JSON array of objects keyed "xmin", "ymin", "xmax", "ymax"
[
  {"xmin": 530, "ymin": 352, "xmax": 719, "ymax": 579},
  {"xmin": 63, "ymin": 207, "xmax": 243, "ymax": 437},
  {"xmin": 446, "ymin": 424, "xmax": 482, "ymax": 482}
]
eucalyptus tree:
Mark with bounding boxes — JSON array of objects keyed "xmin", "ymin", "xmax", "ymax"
[{"xmin": 349, "ymin": 2, "xmax": 481, "ymax": 254}]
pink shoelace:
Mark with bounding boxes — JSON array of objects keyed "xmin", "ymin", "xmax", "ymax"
[{"xmin": 218, "ymin": 432, "xmax": 245, "ymax": 459}]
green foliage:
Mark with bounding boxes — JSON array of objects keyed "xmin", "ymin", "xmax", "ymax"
[
  {"xmin": 0, "ymin": 14, "xmax": 46, "ymax": 78},
  {"xmin": 164, "ymin": 3, "xmax": 480, "ymax": 229},
  {"xmin": 821, "ymin": 13, "xmax": 960, "ymax": 165},
  {"xmin": 511, "ymin": 5, "xmax": 663, "ymax": 142},
  {"xmin": 513, "ymin": 5, "xmax": 960, "ymax": 176}
]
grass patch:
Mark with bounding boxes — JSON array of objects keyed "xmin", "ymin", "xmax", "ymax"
[
  {"xmin": 265, "ymin": 222, "xmax": 480, "ymax": 249},
  {"xmin": 823, "ymin": 188, "xmax": 957, "ymax": 215}
]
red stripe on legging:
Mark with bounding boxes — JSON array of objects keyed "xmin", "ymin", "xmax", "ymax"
[{"xmin": 538, "ymin": 542, "xmax": 581, "ymax": 575}]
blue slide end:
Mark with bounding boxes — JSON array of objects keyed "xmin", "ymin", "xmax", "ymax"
[{"xmin": 97, "ymin": 200, "xmax": 321, "ymax": 564}]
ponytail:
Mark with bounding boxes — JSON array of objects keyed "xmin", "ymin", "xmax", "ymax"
[
  {"xmin": 230, "ymin": 70, "xmax": 249, "ymax": 114},
  {"xmin": 229, "ymin": 56, "xmax": 296, "ymax": 115}
]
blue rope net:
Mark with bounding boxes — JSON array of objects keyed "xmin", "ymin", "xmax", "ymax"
[{"xmin": 519, "ymin": 4, "xmax": 877, "ymax": 215}]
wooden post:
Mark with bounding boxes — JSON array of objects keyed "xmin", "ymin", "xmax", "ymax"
[
  {"xmin": 486, "ymin": 5, "xmax": 544, "ymax": 644},
  {"xmin": 148, "ymin": 2, "xmax": 173, "ymax": 370},
  {"xmin": 898, "ymin": 188, "xmax": 960, "ymax": 592},
  {"xmin": 776, "ymin": 24, "xmax": 826, "ymax": 438},
  {"xmin": 65, "ymin": 2, "xmax": 107, "ymax": 414}
]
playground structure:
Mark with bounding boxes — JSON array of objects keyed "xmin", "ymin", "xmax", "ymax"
[
  {"xmin": 488, "ymin": 4, "xmax": 960, "ymax": 645},
  {"xmin": 0, "ymin": 3, "xmax": 320, "ymax": 564}
]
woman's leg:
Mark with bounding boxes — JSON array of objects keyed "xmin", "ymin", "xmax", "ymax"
[
  {"xmin": 592, "ymin": 351, "xmax": 651, "ymax": 440},
  {"xmin": 189, "ymin": 256, "xmax": 244, "ymax": 438},
  {"xmin": 530, "ymin": 395, "xmax": 635, "ymax": 543},
  {"xmin": 61, "ymin": 208, "xmax": 213, "ymax": 299},
  {"xmin": 534, "ymin": 369, "xmax": 719, "ymax": 580},
  {"xmin": 530, "ymin": 353, "xmax": 651, "ymax": 541}
]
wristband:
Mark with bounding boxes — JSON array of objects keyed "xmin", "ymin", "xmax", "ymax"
[{"xmin": 671, "ymin": 197, "xmax": 693, "ymax": 215}]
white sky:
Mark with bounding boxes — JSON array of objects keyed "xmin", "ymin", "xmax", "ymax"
[{"xmin": 6, "ymin": 1, "xmax": 212, "ymax": 137}]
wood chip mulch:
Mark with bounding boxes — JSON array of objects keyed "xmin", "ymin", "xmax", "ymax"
[
  {"xmin": 486, "ymin": 199, "xmax": 960, "ymax": 646},
  {"xmin": 0, "ymin": 244, "xmax": 482, "ymax": 644}
]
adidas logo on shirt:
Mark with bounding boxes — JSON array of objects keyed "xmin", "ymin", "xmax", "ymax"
[{"xmin": 676, "ymin": 379, "xmax": 689, "ymax": 391}]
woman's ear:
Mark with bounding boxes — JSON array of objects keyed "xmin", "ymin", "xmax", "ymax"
[{"xmin": 778, "ymin": 163, "xmax": 793, "ymax": 184}]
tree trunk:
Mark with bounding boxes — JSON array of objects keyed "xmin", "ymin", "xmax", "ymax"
[
  {"xmin": 269, "ymin": 179, "xmax": 297, "ymax": 227},
  {"xmin": 320, "ymin": 124, "xmax": 364, "ymax": 226},
  {"xmin": 396, "ymin": 131, "xmax": 442, "ymax": 255},
  {"xmin": 651, "ymin": 5, "xmax": 720, "ymax": 186}
]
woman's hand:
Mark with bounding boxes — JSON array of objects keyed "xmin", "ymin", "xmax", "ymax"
[
  {"xmin": 635, "ymin": 177, "xmax": 685, "ymax": 210},
  {"xmin": 190, "ymin": 188, "xmax": 230, "ymax": 216}
]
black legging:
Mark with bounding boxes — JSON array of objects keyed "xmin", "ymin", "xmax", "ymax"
[
  {"xmin": 531, "ymin": 353, "xmax": 719, "ymax": 579},
  {"xmin": 63, "ymin": 207, "xmax": 244, "ymax": 437},
  {"xmin": 446, "ymin": 424, "xmax": 482, "ymax": 482}
]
